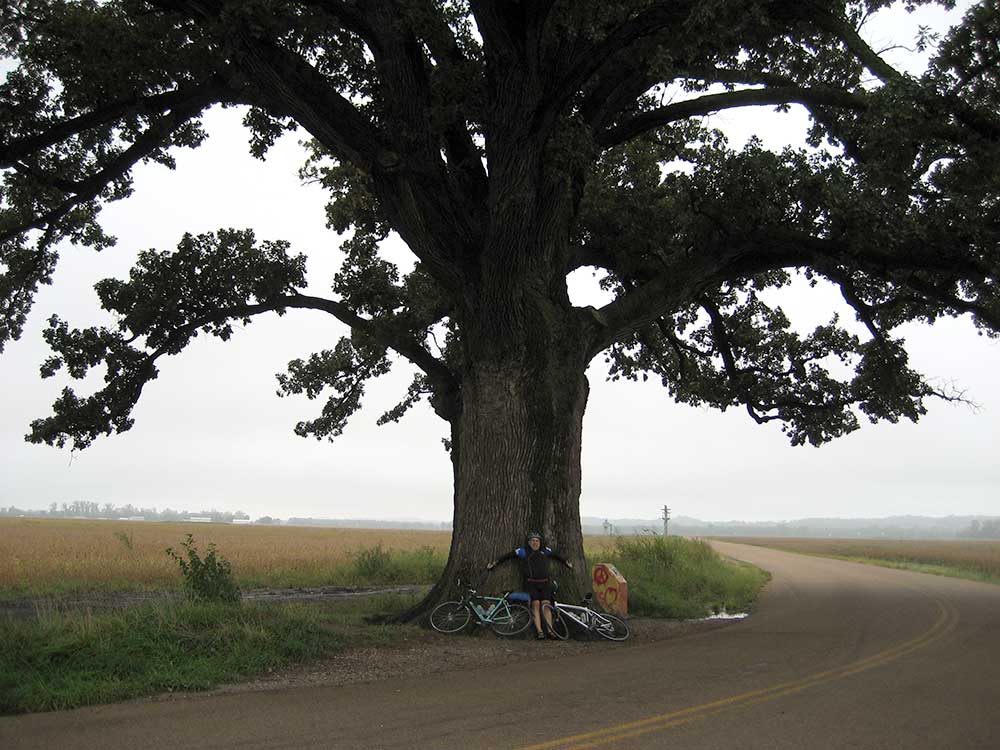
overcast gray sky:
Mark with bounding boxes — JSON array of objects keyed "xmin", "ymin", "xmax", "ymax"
[{"xmin": 2, "ymin": 2, "xmax": 996, "ymax": 523}]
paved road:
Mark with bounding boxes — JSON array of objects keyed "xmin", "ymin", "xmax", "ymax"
[{"xmin": 4, "ymin": 541, "xmax": 998, "ymax": 749}]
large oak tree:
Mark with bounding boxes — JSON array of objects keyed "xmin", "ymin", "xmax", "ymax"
[{"xmin": 2, "ymin": 0, "xmax": 998, "ymax": 613}]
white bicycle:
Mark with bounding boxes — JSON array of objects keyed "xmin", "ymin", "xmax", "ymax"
[{"xmin": 542, "ymin": 591, "xmax": 630, "ymax": 641}]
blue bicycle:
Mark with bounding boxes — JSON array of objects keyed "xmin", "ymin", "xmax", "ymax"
[{"xmin": 429, "ymin": 580, "xmax": 533, "ymax": 636}]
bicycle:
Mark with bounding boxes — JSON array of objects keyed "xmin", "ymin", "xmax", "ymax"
[
  {"xmin": 542, "ymin": 591, "xmax": 630, "ymax": 641},
  {"xmin": 428, "ymin": 580, "xmax": 533, "ymax": 636}
]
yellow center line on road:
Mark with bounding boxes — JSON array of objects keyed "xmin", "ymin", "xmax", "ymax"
[{"xmin": 515, "ymin": 594, "xmax": 959, "ymax": 750}]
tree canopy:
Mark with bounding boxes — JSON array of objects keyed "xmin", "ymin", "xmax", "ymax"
[{"xmin": 2, "ymin": 1, "xmax": 998, "ymax": 559}]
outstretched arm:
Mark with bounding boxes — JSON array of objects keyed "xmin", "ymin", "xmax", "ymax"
[
  {"xmin": 486, "ymin": 549, "xmax": 518, "ymax": 570},
  {"xmin": 548, "ymin": 549, "xmax": 574, "ymax": 569}
]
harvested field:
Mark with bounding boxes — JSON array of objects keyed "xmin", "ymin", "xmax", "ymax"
[{"xmin": 729, "ymin": 537, "xmax": 1000, "ymax": 583}]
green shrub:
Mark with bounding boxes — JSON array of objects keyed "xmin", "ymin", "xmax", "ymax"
[
  {"xmin": 166, "ymin": 534, "xmax": 241, "ymax": 604},
  {"xmin": 600, "ymin": 535, "xmax": 769, "ymax": 619}
]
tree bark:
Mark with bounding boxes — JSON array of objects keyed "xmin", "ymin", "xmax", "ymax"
[{"xmin": 399, "ymin": 307, "xmax": 596, "ymax": 622}]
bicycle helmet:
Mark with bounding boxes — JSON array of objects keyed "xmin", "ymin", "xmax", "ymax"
[{"xmin": 526, "ymin": 530, "xmax": 543, "ymax": 543}]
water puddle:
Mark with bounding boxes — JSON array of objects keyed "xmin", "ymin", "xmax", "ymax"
[{"xmin": 702, "ymin": 611, "xmax": 749, "ymax": 620}]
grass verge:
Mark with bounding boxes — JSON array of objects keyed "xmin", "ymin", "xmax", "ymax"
[
  {"xmin": 0, "ymin": 593, "xmax": 421, "ymax": 716},
  {"xmin": 598, "ymin": 536, "xmax": 770, "ymax": 619}
]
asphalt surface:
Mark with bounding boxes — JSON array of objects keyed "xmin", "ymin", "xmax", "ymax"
[{"xmin": 3, "ymin": 541, "xmax": 998, "ymax": 749}]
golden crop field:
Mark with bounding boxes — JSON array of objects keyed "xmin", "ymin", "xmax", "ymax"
[
  {"xmin": 731, "ymin": 537, "xmax": 1000, "ymax": 581},
  {"xmin": 0, "ymin": 518, "xmax": 620, "ymax": 597},
  {"xmin": 0, "ymin": 518, "xmax": 453, "ymax": 596}
]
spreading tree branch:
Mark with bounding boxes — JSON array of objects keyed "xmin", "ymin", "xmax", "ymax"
[
  {"xmin": 585, "ymin": 228, "xmax": 831, "ymax": 359},
  {"xmin": 1, "ymin": 95, "xmax": 215, "ymax": 245},
  {"xmin": 0, "ymin": 78, "xmax": 239, "ymax": 168},
  {"xmin": 597, "ymin": 86, "xmax": 867, "ymax": 147},
  {"xmin": 814, "ymin": 10, "xmax": 904, "ymax": 83}
]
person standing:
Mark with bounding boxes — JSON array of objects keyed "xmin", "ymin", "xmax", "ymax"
[{"xmin": 487, "ymin": 531, "xmax": 573, "ymax": 639}]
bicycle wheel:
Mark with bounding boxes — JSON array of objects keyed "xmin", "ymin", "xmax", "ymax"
[
  {"xmin": 490, "ymin": 602, "xmax": 532, "ymax": 636},
  {"xmin": 593, "ymin": 612, "xmax": 630, "ymax": 641},
  {"xmin": 542, "ymin": 603, "xmax": 570, "ymax": 640},
  {"xmin": 429, "ymin": 601, "xmax": 471, "ymax": 633}
]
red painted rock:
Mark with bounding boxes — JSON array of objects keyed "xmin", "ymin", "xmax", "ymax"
[{"xmin": 591, "ymin": 563, "xmax": 628, "ymax": 616}]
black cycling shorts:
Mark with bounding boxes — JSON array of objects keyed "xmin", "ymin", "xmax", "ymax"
[{"xmin": 525, "ymin": 579, "xmax": 553, "ymax": 602}]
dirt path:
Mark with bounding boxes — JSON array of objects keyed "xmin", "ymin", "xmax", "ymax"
[
  {"xmin": 215, "ymin": 615, "xmax": 738, "ymax": 696},
  {"xmin": 0, "ymin": 584, "xmax": 430, "ymax": 620}
]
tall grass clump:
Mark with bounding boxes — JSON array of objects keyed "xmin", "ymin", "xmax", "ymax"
[
  {"xmin": 337, "ymin": 544, "xmax": 446, "ymax": 585},
  {"xmin": 602, "ymin": 536, "xmax": 769, "ymax": 619}
]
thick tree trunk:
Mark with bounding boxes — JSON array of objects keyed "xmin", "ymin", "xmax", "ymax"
[
  {"xmin": 399, "ymin": 316, "xmax": 595, "ymax": 622},
  {"xmin": 453, "ymin": 361, "xmax": 589, "ymax": 584},
  {"xmin": 393, "ymin": 80, "xmax": 598, "ymax": 622}
]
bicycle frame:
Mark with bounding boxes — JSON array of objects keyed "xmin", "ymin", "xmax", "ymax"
[
  {"xmin": 552, "ymin": 601, "xmax": 607, "ymax": 632},
  {"xmin": 537, "ymin": 584, "xmax": 628, "ymax": 641},
  {"xmin": 464, "ymin": 590, "xmax": 517, "ymax": 625},
  {"xmin": 429, "ymin": 579, "xmax": 532, "ymax": 636}
]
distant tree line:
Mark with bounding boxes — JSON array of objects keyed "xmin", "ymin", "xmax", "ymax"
[
  {"xmin": 0, "ymin": 502, "xmax": 249, "ymax": 523},
  {"xmin": 959, "ymin": 519, "xmax": 1000, "ymax": 539}
]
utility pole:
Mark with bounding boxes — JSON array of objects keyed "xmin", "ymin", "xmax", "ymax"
[{"xmin": 662, "ymin": 505, "xmax": 671, "ymax": 536}]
